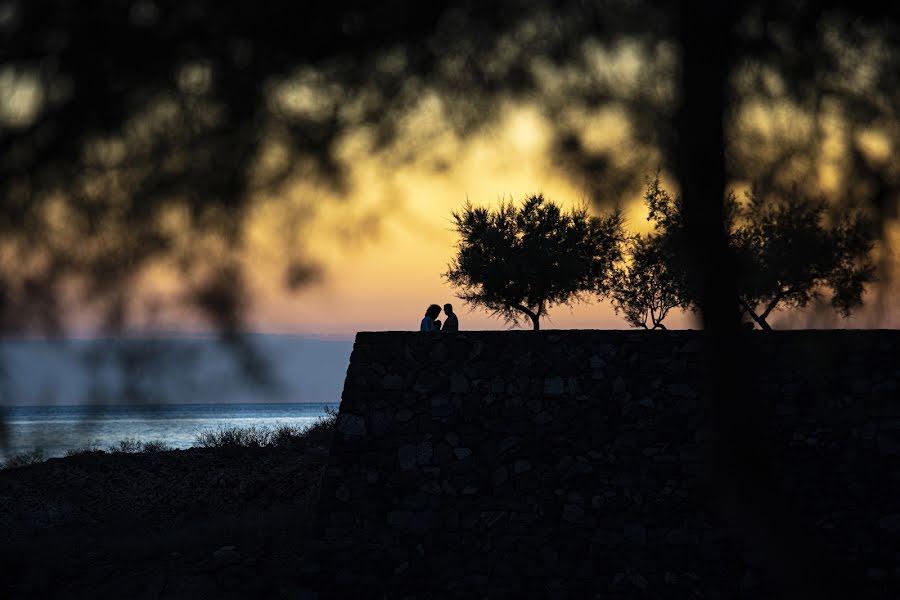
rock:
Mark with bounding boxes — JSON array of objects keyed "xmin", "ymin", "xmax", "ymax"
[
  {"xmin": 335, "ymin": 485, "xmax": 350, "ymax": 502},
  {"xmin": 411, "ymin": 510, "xmax": 436, "ymax": 533},
  {"xmin": 398, "ymin": 444, "xmax": 417, "ymax": 470},
  {"xmin": 513, "ymin": 459, "xmax": 532, "ymax": 474},
  {"xmin": 874, "ymin": 380, "xmax": 897, "ymax": 392},
  {"xmin": 680, "ymin": 339, "xmax": 702, "ymax": 353},
  {"xmin": 337, "ymin": 414, "xmax": 366, "ymax": 436},
  {"xmin": 430, "ymin": 343, "xmax": 449, "ymax": 361},
  {"xmin": 387, "ymin": 510, "xmax": 412, "ymax": 527},
  {"xmin": 450, "ymin": 374, "xmax": 470, "ymax": 393},
  {"xmin": 416, "ymin": 442, "xmax": 433, "ymax": 465},
  {"xmin": 213, "ymin": 545, "xmax": 240, "ymax": 566},
  {"xmin": 540, "ymin": 545, "xmax": 558, "ymax": 568},
  {"xmin": 382, "ymin": 373, "xmax": 404, "ymax": 390},
  {"xmin": 878, "ymin": 514, "xmax": 900, "ymax": 532},
  {"xmin": 665, "ymin": 529, "xmax": 693, "ymax": 545},
  {"xmin": 393, "ymin": 561, "xmax": 409, "ymax": 575},
  {"xmin": 624, "ymin": 523, "xmax": 646, "ymax": 545},
  {"xmin": 534, "ymin": 411, "xmax": 553, "ymax": 425},
  {"xmin": 629, "ymin": 574, "xmax": 648, "ymax": 589},
  {"xmin": 544, "ymin": 377, "xmax": 564, "ymax": 395},
  {"xmin": 667, "ymin": 383, "xmax": 696, "ymax": 398},
  {"xmin": 453, "ymin": 447, "xmax": 473, "ymax": 460},
  {"xmin": 877, "ymin": 432, "xmax": 900, "ymax": 455},
  {"xmin": 562, "ymin": 504, "xmax": 584, "ymax": 523},
  {"xmin": 635, "ymin": 397, "xmax": 655, "ymax": 408},
  {"xmin": 493, "ymin": 466, "xmax": 508, "ymax": 486}
]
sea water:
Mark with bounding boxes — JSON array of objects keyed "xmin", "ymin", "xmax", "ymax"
[{"xmin": 0, "ymin": 402, "xmax": 337, "ymax": 460}]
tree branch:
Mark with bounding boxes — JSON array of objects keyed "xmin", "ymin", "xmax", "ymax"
[
  {"xmin": 739, "ymin": 297, "xmax": 771, "ymax": 330},
  {"xmin": 507, "ymin": 302, "xmax": 540, "ymax": 330}
]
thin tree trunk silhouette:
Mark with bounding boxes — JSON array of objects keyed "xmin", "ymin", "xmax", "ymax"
[{"xmin": 507, "ymin": 302, "xmax": 541, "ymax": 330}]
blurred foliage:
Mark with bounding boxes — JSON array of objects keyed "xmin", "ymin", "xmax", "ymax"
[{"xmin": 1, "ymin": 0, "xmax": 897, "ymax": 340}]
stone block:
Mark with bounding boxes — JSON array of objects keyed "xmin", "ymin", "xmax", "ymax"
[
  {"xmin": 544, "ymin": 377, "xmax": 565, "ymax": 395},
  {"xmin": 453, "ymin": 447, "xmax": 473, "ymax": 460},
  {"xmin": 382, "ymin": 373, "xmax": 404, "ymax": 390},
  {"xmin": 417, "ymin": 441, "xmax": 434, "ymax": 465},
  {"xmin": 337, "ymin": 414, "xmax": 366, "ymax": 436},
  {"xmin": 398, "ymin": 444, "xmax": 417, "ymax": 470}
]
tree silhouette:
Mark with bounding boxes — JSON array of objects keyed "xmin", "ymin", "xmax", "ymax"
[
  {"xmin": 733, "ymin": 188, "xmax": 876, "ymax": 329},
  {"xmin": 608, "ymin": 232, "xmax": 682, "ymax": 329},
  {"xmin": 445, "ymin": 195, "xmax": 624, "ymax": 330},
  {"xmin": 617, "ymin": 177, "xmax": 876, "ymax": 330}
]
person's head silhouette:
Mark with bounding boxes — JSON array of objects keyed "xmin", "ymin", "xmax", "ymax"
[
  {"xmin": 442, "ymin": 303, "xmax": 459, "ymax": 331},
  {"xmin": 425, "ymin": 304, "xmax": 441, "ymax": 319}
]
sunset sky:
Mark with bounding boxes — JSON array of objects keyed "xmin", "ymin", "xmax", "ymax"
[
  {"xmin": 112, "ymin": 88, "xmax": 900, "ymax": 339},
  {"xmin": 226, "ymin": 103, "xmax": 688, "ymax": 338},
  {"xmin": 236, "ymin": 100, "xmax": 896, "ymax": 338},
  {"xmin": 5, "ymin": 6, "xmax": 899, "ymax": 340}
]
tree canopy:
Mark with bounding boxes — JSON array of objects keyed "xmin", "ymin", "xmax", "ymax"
[
  {"xmin": 445, "ymin": 195, "xmax": 624, "ymax": 330},
  {"xmin": 611, "ymin": 177, "xmax": 876, "ymax": 329},
  {"xmin": 733, "ymin": 188, "xmax": 876, "ymax": 329},
  {"xmin": 608, "ymin": 232, "xmax": 682, "ymax": 329}
]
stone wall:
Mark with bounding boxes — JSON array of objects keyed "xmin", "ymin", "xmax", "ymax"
[{"xmin": 315, "ymin": 330, "xmax": 900, "ymax": 598}]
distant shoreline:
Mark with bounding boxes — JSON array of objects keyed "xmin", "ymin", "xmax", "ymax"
[{"xmin": 2, "ymin": 400, "xmax": 340, "ymax": 408}]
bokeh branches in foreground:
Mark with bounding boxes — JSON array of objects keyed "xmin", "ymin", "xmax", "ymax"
[{"xmin": 2, "ymin": 1, "xmax": 900, "ymax": 595}]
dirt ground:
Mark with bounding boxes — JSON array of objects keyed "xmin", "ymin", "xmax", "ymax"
[{"xmin": 1, "ymin": 446, "xmax": 329, "ymax": 599}]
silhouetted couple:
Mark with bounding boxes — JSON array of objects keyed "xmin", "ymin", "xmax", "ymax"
[{"xmin": 420, "ymin": 303, "xmax": 458, "ymax": 332}]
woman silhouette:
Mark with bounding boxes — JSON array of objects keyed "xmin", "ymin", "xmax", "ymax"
[{"xmin": 420, "ymin": 304, "xmax": 441, "ymax": 331}]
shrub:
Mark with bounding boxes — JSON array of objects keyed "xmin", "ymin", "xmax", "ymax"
[
  {"xmin": 2, "ymin": 448, "xmax": 45, "ymax": 469},
  {"xmin": 269, "ymin": 424, "xmax": 304, "ymax": 448},
  {"xmin": 297, "ymin": 408, "xmax": 338, "ymax": 448},
  {"xmin": 108, "ymin": 438, "xmax": 143, "ymax": 453},
  {"xmin": 192, "ymin": 409, "xmax": 337, "ymax": 450},
  {"xmin": 65, "ymin": 443, "xmax": 104, "ymax": 457},
  {"xmin": 194, "ymin": 425, "xmax": 273, "ymax": 448},
  {"xmin": 140, "ymin": 439, "xmax": 171, "ymax": 453}
]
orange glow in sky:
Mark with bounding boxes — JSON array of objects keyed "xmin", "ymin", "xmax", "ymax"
[
  {"xmin": 124, "ymin": 93, "xmax": 897, "ymax": 338},
  {"xmin": 238, "ymin": 103, "xmax": 693, "ymax": 337}
]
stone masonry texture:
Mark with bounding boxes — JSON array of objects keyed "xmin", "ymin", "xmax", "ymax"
[{"xmin": 314, "ymin": 330, "xmax": 900, "ymax": 598}]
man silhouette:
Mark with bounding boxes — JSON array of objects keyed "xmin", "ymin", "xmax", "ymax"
[{"xmin": 442, "ymin": 303, "xmax": 459, "ymax": 331}]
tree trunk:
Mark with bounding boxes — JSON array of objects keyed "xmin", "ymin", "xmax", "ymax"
[
  {"xmin": 676, "ymin": 4, "xmax": 850, "ymax": 597},
  {"xmin": 740, "ymin": 299, "xmax": 773, "ymax": 330},
  {"xmin": 509, "ymin": 303, "xmax": 540, "ymax": 330}
]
